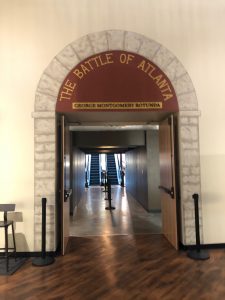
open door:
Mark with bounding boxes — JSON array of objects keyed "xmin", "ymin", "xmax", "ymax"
[
  {"xmin": 60, "ymin": 115, "xmax": 71, "ymax": 255},
  {"xmin": 159, "ymin": 115, "xmax": 178, "ymax": 249}
]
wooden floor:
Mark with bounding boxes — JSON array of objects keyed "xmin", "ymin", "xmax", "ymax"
[{"xmin": 0, "ymin": 235, "xmax": 225, "ymax": 299}]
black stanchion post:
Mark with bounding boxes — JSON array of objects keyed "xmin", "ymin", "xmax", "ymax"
[
  {"xmin": 85, "ymin": 170, "xmax": 88, "ymax": 188},
  {"xmin": 32, "ymin": 198, "xmax": 55, "ymax": 266},
  {"xmin": 121, "ymin": 170, "xmax": 125, "ymax": 187},
  {"xmin": 187, "ymin": 193, "xmax": 210, "ymax": 260},
  {"xmin": 103, "ymin": 172, "xmax": 108, "ymax": 195},
  {"xmin": 105, "ymin": 180, "xmax": 115, "ymax": 210}
]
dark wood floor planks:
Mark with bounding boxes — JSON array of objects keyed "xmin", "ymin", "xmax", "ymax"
[{"xmin": 0, "ymin": 235, "xmax": 225, "ymax": 299}]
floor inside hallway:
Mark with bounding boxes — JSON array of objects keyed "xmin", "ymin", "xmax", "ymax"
[{"xmin": 70, "ymin": 185, "xmax": 162, "ymax": 237}]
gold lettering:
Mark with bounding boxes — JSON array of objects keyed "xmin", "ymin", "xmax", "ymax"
[
  {"xmin": 73, "ymin": 68, "xmax": 84, "ymax": 79},
  {"xmin": 120, "ymin": 53, "xmax": 127, "ymax": 64},
  {"xmin": 157, "ymin": 79, "xmax": 168, "ymax": 90},
  {"xmin": 81, "ymin": 64, "xmax": 90, "ymax": 74},
  {"xmin": 59, "ymin": 80, "xmax": 76, "ymax": 101},
  {"xmin": 127, "ymin": 54, "xmax": 134, "ymax": 64},
  {"xmin": 99, "ymin": 55, "xmax": 108, "ymax": 66},
  {"xmin": 91, "ymin": 56, "xmax": 100, "ymax": 67},
  {"xmin": 85, "ymin": 59, "xmax": 94, "ymax": 70},
  {"xmin": 147, "ymin": 64, "xmax": 156, "ymax": 78},
  {"xmin": 163, "ymin": 94, "xmax": 173, "ymax": 101},
  {"xmin": 105, "ymin": 53, "xmax": 114, "ymax": 64},
  {"xmin": 72, "ymin": 101, "xmax": 162, "ymax": 110},
  {"xmin": 65, "ymin": 79, "xmax": 76, "ymax": 90},
  {"xmin": 120, "ymin": 53, "xmax": 134, "ymax": 64},
  {"xmin": 137, "ymin": 60, "xmax": 146, "ymax": 71},
  {"xmin": 154, "ymin": 75, "xmax": 163, "ymax": 84}
]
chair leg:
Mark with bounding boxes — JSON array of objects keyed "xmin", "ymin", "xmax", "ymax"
[
  {"xmin": 12, "ymin": 222, "xmax": 16, "ymax": 261},
  {"xmin": 5, "ymin": 226, "xmax": 9, "ymax": 273}
]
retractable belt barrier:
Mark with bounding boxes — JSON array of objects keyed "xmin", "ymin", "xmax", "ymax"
[
  {"xmin": 32, "ymin": 198, "xmax": 55, "ymax": 266},
  {"xmin": 105, "ymin": 180, "xmax": 115, "ymax": 210},
  {"xmin": 187, "ymin": 194, "xmax": 210, "ymax": 260}
]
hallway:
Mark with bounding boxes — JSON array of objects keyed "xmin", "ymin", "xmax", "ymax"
[{"xmin": 70, "ymin": 186, "xmax": 162, "ymax": 236}]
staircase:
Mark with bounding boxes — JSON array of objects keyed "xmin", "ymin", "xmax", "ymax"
[
  {"xmin": 106, "ymin": 154, "xmax": 118, "ymax": 185},
  {"xmin": 89, "ymin": 154, "xmax": 100, "ymax": 185}
]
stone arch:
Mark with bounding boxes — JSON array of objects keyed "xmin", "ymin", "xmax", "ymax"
[{"xmin": 33, "ymin": 30, "xmax": 201, "ymax": 251}]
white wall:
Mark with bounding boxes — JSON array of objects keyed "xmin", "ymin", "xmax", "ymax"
[{"xmin": 1, "ymin": 0, "xmax": 225, "ymax": 249}]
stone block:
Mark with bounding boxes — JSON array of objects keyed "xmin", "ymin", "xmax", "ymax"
[
  {"xmin": 152, "ymin": 46, "xmax": 175, "ymax": 71},
  {"xmin": 183, "ymin": 209, "xmax": 194, "ymax": 220},
  {"xmin": 35, "ymin": 195, "xmax": 55, "ymax": 206},
  {"xmin": 182, "ymin": 184, "xmax": 201, "ymax": 202},
  {"xmin": 34, "ymin": 214, "xmax": 55, "ymax": 224},
  {"xmin": 35, "ymin": 204, "xmax": 55, "ymax": 215},
  {"xmin": 180, "ymin": 126, "xmax": 198, "ymax": 141},
  {"xmin": 181, "ymin": 167, "xmax": 190, "ymax": 175},
  {"xmin": 173, "ymin": 73, "xmax": 195, "ymax": 96},
  {"xmin": 35, "ymin": 134, "xmax": 56, "ymax": 143},
  {"xmin": 184, "ymin": 227, "xmax": 196, "ymax": 245},
  {"xmin": 35, "ymin": 143, "xmax": 45, "ymax": 152},
  {"xmin": 56, "ymin": 44, "xmax": 80, "ymax": 70},
  {"xmin": 35, "ymin": 119, "xmax": 55, "ymax": 134},
  {"xmin": 181, "ymin": 141, "xmax": 198, "ymax": 150},
  {"xmin": 183, "ymin": 175, "xmax": 200, "ymax": 184},
  {"xmin": 88, "ymin": 31, "xmax": 108, "ymax": 53},
  {"xmin": 35, "ymin": 152, "xmax": 55, "ymax": 161},
  {"xmin": 164, "ymin": 58, "xmax": 186, "ymax": 82},
  {"xmin": 34, "ymin": 233, "xmax": 55, "ymax": 251},
  {"xmin": 36, "ymin": 170, "xmax": 55, "ymax": 179},
  {"xmin": 71, "ymin": 35, "xmax": 94, "ymax": 60},
  {"xmin": 45, "ymin": 58, "xmax": 69, "ymax": 83},
  {"xmin": 191, "ymin": 167, "xmax": 200, "ymax": 175},
  {"xmin": 35, "ymin": 92, "xmax": 56, "ymax": 112},
  {"xmin": 35, "ymin": 224, "xmax": 54, "ymax": 234},
  {"xmin": 182, "ymin": 149, "xmax": 200, "ymax": 167},
  {"xmin": 35, "ymin": 178, "xmax": 55, "ymax": 195},
  {"xmin": 179, "ymin": 117, "xmax": 189, "ymax": 125},
  {"xmin": 107, "ymin": 30, "xmax": 125, "ymax": 50},
  {"xmin": 35, "ymin": 161, "xmax": 45, "ymax": 171},
  {"xmin": 45, "ymin": 161, "xmax": 55, "ymax": 170},
  {"xmin": 178, "ymin": 92, "xmax": 198, "ymax": 111},
  {"xmin": 45, "ymin": 143, "xmax": 55, "ymax": 152},
  {"xmin": 37, "ymin": 73, "xmax": 61, "ymax": 98},
  {"xmin": 189, "ymin": 117, "xmax": 198, "ymax": 125},
  {"xmin": 124, "ymin": 31, "xmax": 143, "ymax": 53},
  {"xmin": 139, "ymin": 38, "xmax": 160, "ymax": 60},
  {"xmin": 184, "ymin": 218, "xmax": 195, "ymax": 228}
]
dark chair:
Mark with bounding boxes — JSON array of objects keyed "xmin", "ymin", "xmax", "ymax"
[{"xmin": 0, "ymin": 204, "xmax": 16, "ymax": 272}]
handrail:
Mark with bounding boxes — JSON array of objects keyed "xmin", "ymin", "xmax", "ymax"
[
  {"xmin": 87, "ymin": 155, "xmax": 91, "ymax": 185},
  {"xmin": 158, "ymin": 185, "xmax": 174, "ymax": 198},
  {"xmin": 115, "ymin": 154, "xmax": 122, "ymax": 184}
]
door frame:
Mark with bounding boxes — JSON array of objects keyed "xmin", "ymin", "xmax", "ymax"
[{"xmin": 57, "ymin": 119, "xmax": 182, "ymax": 253}]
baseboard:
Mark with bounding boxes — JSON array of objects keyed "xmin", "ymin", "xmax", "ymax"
[
  {"xmin": 0, "ymin": 251, "xmax": 57, "ymax": 257},
  {"xmin": 180, "ymin": 242, "xmax": 225, "ymax": 250},
  {"xmin": 149, "ymin": 209, "xmax": 161, "ymax": 213}
]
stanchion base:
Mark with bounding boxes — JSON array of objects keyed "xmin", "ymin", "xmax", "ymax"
[
  {"xmin": 187, "ymin": 249, "xmax": 210, "ymax": 260},
  {"xmin": 105, "ymin": 207, "xmax": 116, "ymax": 210},
  {"xmin": 32, "ymin": 256, "xmax": 55, "ymax": 266}
]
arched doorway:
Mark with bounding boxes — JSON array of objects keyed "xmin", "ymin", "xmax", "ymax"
[{"xmin": 33, "ymin": 30, "xmax": 201, "ymax": 252}]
